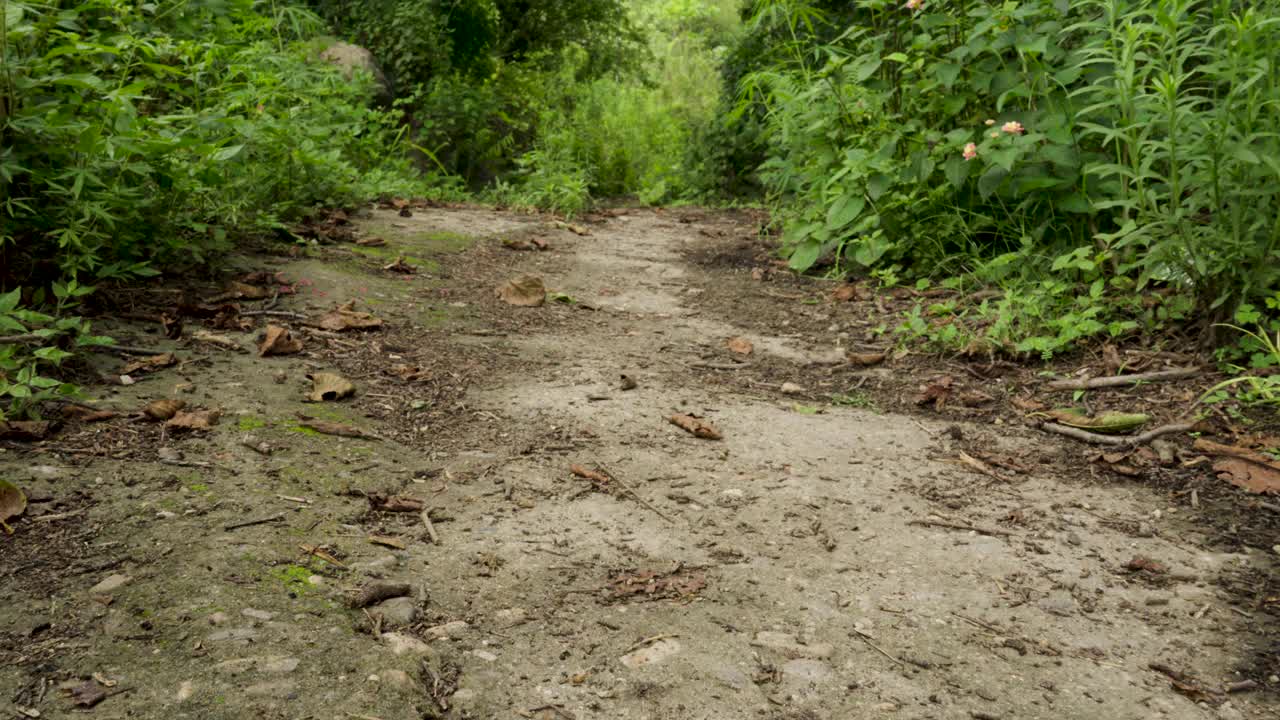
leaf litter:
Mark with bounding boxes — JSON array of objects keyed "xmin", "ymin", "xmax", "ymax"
[
  {"xmin": 668, "ymin": 414, "xmax": 722, "ymax": 440},
  {"xmin": 310, "ymin": 301, "xmax": 384, "ymax": 332},
  {"xmin": 259, "ymin": 325, "xmax": 303, "ymax": 356}
]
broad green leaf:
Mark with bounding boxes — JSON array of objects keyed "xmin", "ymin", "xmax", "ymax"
[
  {"xmin": 866, "ymin": 173, "xmax": 893, "ymax": 201},
  {"xmin": 978, "ymin": 166, "xmax": 1008, "ymax": 199},
  {"xmin": 209, "ymin": 144, "xmax": 245, "ymax": 162},
  {"xmin": 0, "ymin": 289, "xmax": 20, "ymax": 314},
  {"xmin": 826, "ymin": 194, "xmax": 865, "ymax": 231},
  {"xmin": 788, "ymin": 241, "xmax": 823, "ymax": 272},
  {"xmin": 944, "ymin": 155, "xmax": 971, "ymax": 189},
  {"xmin": 934, "ymin": 63, "xmax": 962, "ymax": 88}
]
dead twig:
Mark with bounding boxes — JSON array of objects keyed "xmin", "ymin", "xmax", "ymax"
[
  {"xmin": 623, "ymin": 633, "xmax": 680, "ymax": 654},
  {"xmin": 421, "ymin": 510, "xmax": 440, "ymax": 545},
  {"xmin": 1038, "ymin": 421, "xmax": 1196, "ymax": 447},
  {"xmin": 224, "ymin": 512, "xmax": 286, "ymax": 531},
  {"xmin": 1046, "ymin": 367, "xmax": 1199, "ymax": 391},
  {"xmin": 908, "ymin": 518, "xmax": 1014, "ymax": 537},
  {"xmin": 241, "ymin": 310, "xmax": 307, "ymax": 319},
  {"xmin": 851, "ymin": 629, "xmax": 905, "ymax": 667},
  {"xmin": 609, "ymin": 471, "xmax": 674, "ymax": 523}
]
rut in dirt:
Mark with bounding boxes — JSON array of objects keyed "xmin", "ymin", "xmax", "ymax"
[{"xmin": 1, "ymin": 205, "xmax": 1275, "ymax": 720}]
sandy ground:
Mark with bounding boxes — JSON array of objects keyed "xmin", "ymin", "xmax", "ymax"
[{"xmin": 1, "ymin": 205, "xmax": 1276, "ymax": 720}]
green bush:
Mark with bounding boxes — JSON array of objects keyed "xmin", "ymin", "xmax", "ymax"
[{"xmin": 735, "ymin": 0, "xmax": 1280, "ymax": 356}]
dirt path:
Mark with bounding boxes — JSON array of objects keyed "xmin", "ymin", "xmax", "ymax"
[{"xmin": 1, "ymin": 206, "xmax": 1275, "ymax": 720}]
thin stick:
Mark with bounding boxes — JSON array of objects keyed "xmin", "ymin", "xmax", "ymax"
[
  {"xmin": 32, "ymin": 508, "xmax": 88, "ymax": 523},
  {"xmin": 851, "ymin": 629, "xmax": 905, "ymax": 667},
  {"xmin": 1046, "ymin": 367, "xmax": 1199, "ymax": 391},
  {"xmin": 908, "ymin": 519, "xmax": 1013, "ymax": 537},
  {"xmin": 420, "ymin": 510, "xmax": 440, "ymax": 545},
  {"xmin": 241, "ymin": 310, "xmax": 307, "ymax": 319},
  {"xmin": 0, "ymin": 333, "xmax": 49, "ymax": 345},
  {"xmin": 1039, "ymin": 421, "xmax": 1196, "ymax": 447},
  {"xmin": 608, "ymin": 472, "xmax": 674, "ymax": 523},
  {"xmin": 687, "ymin": 361, "xmax": 752, "ymax": 370},
  {"xmin": 224, "ymin": 512, "xmax": 286, "ymax": 531},
  {"xmin": 623, "ymin": 633, "xmax": 679, "ymax": 654},
  {"xmin": 90, "ymin": 345, "xmax": 173, "ymax": 356}
]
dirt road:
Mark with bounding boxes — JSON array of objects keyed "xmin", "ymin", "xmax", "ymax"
[{"xmin": 1, "ymin": 206, "xmax": 1275, "ymax": 719}]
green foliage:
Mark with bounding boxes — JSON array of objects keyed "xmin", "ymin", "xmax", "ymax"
[
  {"xmin": 0, "ymin": 283, "xmax": 112, "ymax": 419},
  {"xmin": 1, "ymin": 0, "xmax": 427, "ymax": 417},
  {"xmin": 731, "ymin": 0, "xmax": 1280, "ymax": 356},
  {"xmin": 1201, "ymin": 323, "xmax": 1280, "ymax": 407}
]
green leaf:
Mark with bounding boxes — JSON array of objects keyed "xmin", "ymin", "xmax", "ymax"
[
  {"xmin": 934, "ymin": 63, "xmax": 962, "ymax": 88},
  {"xmin": 944, "ymin": 155, "xmax": 971, "ymax": 189},
  {"xmin": 866, "ymin": 173, "xmax": 893, "ymax": 201},
  {"xmin": 788, "ymin": 241, "xmax": 823, "ymax": 272},
  {"xmin": 0, "ymin": 289, "xmax": 20, "ymax": 314},
  {"xmin": 885, "ymin": 52, "xmax": 909, "ymax": 63},
  {"xmin": 826, "ymin": 194, "xmax": 865, "ymax": 231},
  {"xmin": 209, "ymin": 144, "xmax": 245, "ymax": 162},
  {"xmin": 978, "ymin": 167, "xmax": 1008, "ymax": 199}
]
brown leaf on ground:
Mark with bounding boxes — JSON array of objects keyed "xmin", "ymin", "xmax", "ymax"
[
  {"xmin": 1195, "ymin": 438, "xmax": 1280, "ymax": 494},
  {"xmin": 297, "ymin": 417, "xmax": 379, "ymax": 439},
  {"xmin": 1011, "ymin": 397, "xmax": 1046, "ymax": 412},
  {"xmin": 915, "ymin": 376, "xmax": 954, "ymax": 409},
  {"xmin": 142, "ymin": 399, "xmax": 187, "ymax": 421},
  {"xmin": 60, "ymin": 406, "xmax": 119, "ymax": 423},
  {"xmin": 192, "ymin": 330, "xmax": 244, "ymax": 351},
  {"xmin": 382, "ymin": 256, "xmax": 416, "ymax": 274},
  {"xmin": 502, "ymin": 238, "xmax": 550, "ymax": 251},
  {"xmin": 848, "ymin": 352, "xmax": 886, "ymax": 366},
  {"xmin": 165, "ymin": 408, "xmax": 221, "ymax": 431},
  {"xmin": 570, "ymin": 464, "xmax": 611, "ymax": 488},
  {"xmin": 606, "ymin": 567, "xmax": 707, "ymax": 603},
  {"xmin": 65, "ymin": 681, "xmax": 108, "ymax": 708},
  {"xmin": 367, "ymin": 493, "xmax": 425, "ymax": 512},
  {"xmin": 0, "ymin": 480, "xmax": 27, "ymax": 531},
  {"xmin": 391, "ymin": 364, "xmax": 431, "ymax": 382},
  {"xmin": 1124, "ymin": 556, "xmax": 1168, "ymax": 574},
  {"xmin": 0, "ymin": 421, "xmax": 51, "ymax": 440},
  {"xmin": 120, "ymin": 353, "xmax": 177, "ymax": 376},
  {"xmin": 306, "ymin": 372, "xmax": 355, "ymax": 402},
  {"xmin": 259, "ymin": 325, "xmax": 303, "ymax": 357},
  {"xmin": 225, "ymin": 281, "xmax": 270, "ymax": 300},
  {"xmin": 238, "ymin": 270, "xmax": 289, "ymax": 286},
  {"xmin": 726, "ymin": 337, "xmax": 754, "ymax": 355},
  {"xmin": 831, "ymin": 284, "xmax": 863, "ymax": 302},
  {"xmin": 955, "ymin": 390, "xmax": 994, "ymax": 407},
  {"xmin": 311, "ymin": 301, "xmax": 384, "ymax": 332},
  {"xmin": 497, "ymin": 275, "xmax": 547, "ymax": 307},
  {"xmin": 668, "ymin": 414, "xmax": 722, "ymax": 440}
]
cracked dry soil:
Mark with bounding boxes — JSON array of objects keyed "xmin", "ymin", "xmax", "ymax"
[{"xmin": 1, "ymin": 205, "xmax": 1276, "ymax": 720}]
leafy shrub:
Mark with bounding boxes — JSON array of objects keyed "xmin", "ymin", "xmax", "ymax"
[{"xmin": 735, "ymin": 0, "xmax": 1280, "ymax": 355}]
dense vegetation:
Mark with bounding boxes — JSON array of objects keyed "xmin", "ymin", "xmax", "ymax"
[{"xmin": 2, "ymin": 0, "xmax": 1279, "ymax": 418}]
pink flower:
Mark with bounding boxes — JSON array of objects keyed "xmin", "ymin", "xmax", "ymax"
[
  {"xmin": 904, "ymin": 0, "xmax": 923, "ymax": 10},
  {"xmin": 1001, "ymin": 121, "xmax": 1025, "ymax": 135},
  {"xmin": 962, "ymin": 143, "xmax": 978, "ymax": 161},
  {"xmin": 989, "ymin": 131, "xmax": 1000, "ymax": 139},
  {"xmin": 984, "ymin": 119, "xmax": 996, "ymax": 126}
]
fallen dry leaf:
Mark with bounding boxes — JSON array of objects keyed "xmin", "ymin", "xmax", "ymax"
[
  {"xmin": 726, "ymin": 337, "xmax": 754, "ymax": 356},
  {"xmin": 367, "ymin": 493, "xmax": 425, "ymax": 512},
  {"xmin": 570, "ymin": 464, "xmax": 611, "ymax": 487},
  {"xmin": 306, "ymin": 373, "xmax": 355, "ymax": 402},
  {"xmin": 311, "ymin": 301, "xmax": 384, "ymax": 332},
  {"xmin": 832, "ymin": 284, "xmax": 862, "ymax": 302},
  {"xmin": 297, "ymin": 418, "xmax": 379, "ymax": 439},
  {"xmin": 0, "ymin": 421, "xmax": 51, "ymax": 441},
  {"xmin": 848, "ymin": 352, "xmax": 886, "ymax": 366},
  {"xmin": 1194, "ymin": 439, "xmax": 1280, "ymax": 494},
  {"xmin": 369, "ymin": 535, "xmax": 407, "ymax": 549},
  {"xmin": 142, "ymin": 399, "xmax": 186, "ymax": 421},
  {"xmin": 65, "ymin": 681, "xmax": 107, "ymax": 708},
  {"xmin": 259, "ymin": 325, "xmax": 303, "ymax": 357},
  {"xmin": 225, "ymin": 281, "xmax": 270, "ymax": 300},
  {"xmin": 668, "ymin": 414, "xmax": 722, "ymax": 440},
  {"xmin": 497, "ymin": 275, "xmax": 547, "ymax": 307},
  {"xmin": 1124, "ymin": 556, "xmax": 1168, "ymax": 574},
  {"xmin": 391, "ymin": 364, "xmax": 431, "ymax": 382},
  {"xmin": 0, "ymin": 480, "xmax": 27, "ymax": 533},
  {"xmin": 915, "ymin": 376, "xmax": 955, "ymax": 409},
  {"xmin": 192, "ymin": 330, "xmax": 243, "ymax": 351},
  {"xmin": 120, "ymin": 353, "xmax": 178, "ymax": 376},
  {"xmin": 60, "ymin": 406, "xmax": 118, "ymax": 423},
  {"xmin": 1011, "ymin": 397, "xmax": 1046, "ymax": 412},
  {"xmin": 382, "ymin": 256, "xmax": 416, "ymax": 274},
  {"xmin": 166, "ymin": 408, "xmax": 221, "ymax": 431},
  {"xmin": 238, "ymin": 270, "xmax": 289, "ymax": 286},
  {"xmin": 606, "ymin": 567, "xmax": 707, "ymax": 603}
]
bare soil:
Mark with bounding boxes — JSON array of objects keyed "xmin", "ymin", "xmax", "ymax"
[{"xmin": 1, "ymin": 205, "xmax": 1276, "ymax": 720}]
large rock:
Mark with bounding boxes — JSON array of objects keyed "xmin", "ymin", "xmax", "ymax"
[{"xmin": 319, "ymin": 42, "xmax": 392, "ymax": 105}]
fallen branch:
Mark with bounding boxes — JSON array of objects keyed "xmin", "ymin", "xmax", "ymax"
[
  {"xmin": 908, "ymin": 518, "xmax": 1013, "ymax": 537},
  {"xmin": 1046, "ymin": 367, "xmax": 1199, "ymax": 391},
  {"xmin": 421, "ymin": 509, "xmax": 440, "ymax": 545},
  {"xmin": 224, "ymin": 512, "xmax": 286, "ymax": 531},
  {"xmin": 1038, "ymin": 421, "xmax": 1196, "ymax": 447},
  {"xmin": 0, "ymin": 332, "xmax": 50, "ymax": 345}
]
